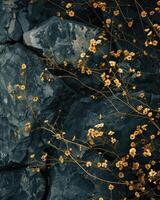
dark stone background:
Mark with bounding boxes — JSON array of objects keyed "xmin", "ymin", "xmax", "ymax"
[{"xmin": 0, "ymin": 0, "xmax": 159, "ymax": 200}]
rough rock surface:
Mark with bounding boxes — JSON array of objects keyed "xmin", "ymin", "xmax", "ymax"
[
  {"xmin": 0, "ymin": 1, "xmax": 22, "ymax": 43},
  {"xmin": 0, "ymin": 168, "xmax": 45, "ymax": 200},
  {"xmin": 0, "ymin": 0, "xmax": 160, "ymax": 200},
  {"xmin": 0, "ymin": 42, "xmax": 75, "ymax": 166},
  {"xmin": 23, "ymin": 16, "xmax": 103, "ymax": 66}
]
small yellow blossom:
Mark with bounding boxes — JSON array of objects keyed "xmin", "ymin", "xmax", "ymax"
[
  {"xmin": 21, "ymin": 63, "xmax": 27, "ymax": 69},
  {"xmin": 148, "ymin": 169, "xmax": 157, "ymax": 177},
  {"xmin": 118, "ymin": 172, "xmax": 124, "ymax": 178},
  {"xmin": 145, "ymin": 164, "xmax": 151, "ymax": 170},
  {"xmin": 86, "ymin": 161, "xmax": 92, "ymax": 167},
  {"xmin": 132, "ymin": 162, "xmax": 140, "ymax": 170},
  {"xmin": 41, "ymin": 153, "xmax": 47, "ymax": 162},
  {"xmin": 141, "ymin": 11, "xmax": 147, "ymax": 17},
  {"xmin": 104, "ymin": 79, "xmax": 111, "ymax": 87},
  {"xmin": 80, "ymin": 52, "xmax": 86, "ymax": 58},
  {"xmin": 143, "ymin": 148, "xmax": 152, "ymax": 157},
  {"xmin": 143, "ymin": 108, "xmax": 150, "ymax": 115},
  {"xmin": 24, "ymin": 122, "xmax": 31, "ymax": 133},
  {"xmin": 135, "ymin": 192, "xmax": 140, "ymax": 198},
  {"xmin": 113, "ymin": 10, "xmax": 120, "ymax": 16},
  {"xmin": 105, "ymin": 18, "xmax": 112, "ymax": 25},
  {"xmin": 130, "ymin": 134, "xmax": 135, "ymax": 140},
  {"xmin": 129, "ymin": 148, "xmax": 136, "ymax": 157},
  {"xmin": 114, "ymin": 79, "xmax": 121, "ymax": 88},
  {"xmin": 94, "ymin": 123, "xmax": 104, "ymax": 128},
  {"xmin": 64, "ymin": 150, "xmax": 71, "ymax": 157},
  {"xmin": 108, "ymin": 184, "xmax": 115, "ymax": 190},
  {"xmin": 20, "ymin": 84, "xmax": 26, "ymax": 90},
  {"xmin": 68, "ymin": 10, "xmax": 75, "ymax": 17},
  {"xmin": 109, "ymin": 60, "xmax": 116, "ymax": 67},
  {"xmin": 32, "ymin": 96, "xmax": 39, "ymax": 102},
  {"xmin": 30, "ymin": 154, "xmax": 35, "ymax": 159},
  {"xmin": 59, "ymin": 155, "xmax": 64, "ymax": 164},
  {"xmin": 66, "ymin": 3, "xmax": 72, "ymax": 9}
]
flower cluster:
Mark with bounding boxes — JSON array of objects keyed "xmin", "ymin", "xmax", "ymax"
[
  {"xmin": 92, "ymin": 1, "xmax": 107, "ymax": 11},
  {"xmin": 89, "ymin": 38, "xmax": 102, "ymax": 53},
  {"xmin": 130, "ymin": 124, "xmax": 148, "ymax": 140}
]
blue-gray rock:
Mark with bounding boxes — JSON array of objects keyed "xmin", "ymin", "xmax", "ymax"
[
  {"xmin": 0, "ymin": 168, "xmax": 45, "ymax": 200},
  {"xmin": 0, "ymin": 43, "xmax": 73, "ymax": 165},
  {"xmin": 48, "ymin": 163, "xmax": 110, "ymax": 200},
  {"xmin": 0, "ymin": 1, "xmax": 22, "ymax": 43},
  {"xmin": 23, "ymin": 16, "xmax": 106, "ymax": 66}
]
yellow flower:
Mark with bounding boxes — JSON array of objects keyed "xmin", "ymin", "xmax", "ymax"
[
  {"xmin": 143, "ymin": 148, "xmax": 152, "ymax": 157},
  {"xmin": 90, "ymin": 39, "xmax": 97, "ymax": 46},
  {"xmin": 114, "ymin": 79, "xmax": 121, "ymax": 88},
  {"xmin": 136, "ymin": 71, "xmax": 142, "ymax": 78},
  {"xmin": 108, "ymin": 184, "xmax": 115, "ymax": 190},
  {"xmin": 59, "ymin": 155, "xmax": 64, "ymax": 164},
  {"xmin": 68, "ymin": 10, "xmax": 75, "ymax": 17},
  {"xmin": 93, "ymin": 2, "xmax": 98, "ymax": 8},
  {"xmin": 152, "ymin": 40, "xmax": 158, "ymax": 46},
  {"xmin": 108, "ymin": 130, "xmax": 115, "ymax": 136},
  {"xmin": 80, "ymin": 52, "xmax": 86, "ymax": 58},
  {"xmin": 89, "ymin": 45, "xmax": 97, "ymax": 53},
  {"xmin": 86, "ymin": 68, "xmax": 92, "ymax": 75},
  {"xmin": 123, "ymin": 161, "xmax": 128, "ymax": 167},
  {"xmin": 94, "ymin": 123, "xmax": 104, "ymax": 128},
  {"xmin": 128, "ymin": 20, "xmax": 134, "ymax": 28},
  {"xmin": 141, "ymin": 11, "xmax": 147, "ymax": 17},
  {"xmin": 64, "ymin": 150, "xmax": 71, "ymax": 157},
  {"xmin": 130, "ymin": 142, "xmax": 136, "ymax": 147},
  {"xmin": 132, "ymin": 162, "xmax": 140, "ymax": 170},
  {"xmin": 113, "ymin": 10, "xmax": 120, "ymax": 16},
  {"xmin": 111, "ymin": 137, "xmax": 117, "ymax": 144},
  {"xmin": 109, "ymin": 60, "xmax": 116, "ymax": 67},
  {"xmin": 129, "ymin": 148, "xmax": 136, "ymax": 157},
  {"xmin": 24, "ymin": 122, "xmax": 31, "ymax": 133},
  {"xmin": 87, "ymin": 128, "xmax": 103, "ymax": 138},
  {"xmin": 145, "ymin": 164, "xmax": 151, "ymax": 170},
  {"xmin": 137, "ymin": 105, "xmax": 143, "ymax": 111},
  {"xmin": 143, "ymin": 108, "xmax": 150, "ymax": 115},
  {"xmin": 66, "ymin": 3, "xmax": 72, "ymax": 9},
  {"xmin": 30, "ymin": 154, "xmax": 35, "ymax": 159},
  {"xmin": 130, "ymin": 134, "xmax": 135, "ymax": 140},
  {"xmin": 135, "ymin": 192, "xmax": 140, "ymax": 198},
  {"xmin": 150, "ymin": 134, "xmax": 155, "ymax": 140},
  {"xmin": 20, "ymin": 84, "xmax": 26, "ymax": 90},
  {"xmin": 139, "ymin": 92, "xmax": 144, "ymax": 99},
  {"xmin": 97, "ymin": 162, "xmax": 102, "ymax": 168},
  {"xmin": 148, "ymin": 112, "xmax": 153, "ymax": 117},
  {"xmin": 32, "ymin": 167, "xmax": 40, "ymax": 173},
  {"xmin": 122, "ymin": 91, "xmax": 127, "ymax": 96},
  {"xmin": 105, "ymin": 18, "xmax": 112, "ymax": 25},
  {"xmin": 99, "ymin": 197, "xmax": 104, "ymax": 200},
  {"xmin": 104, "ymin": 79, "xmax": 111, "ymax": 87},
  {"xmin": 118, "ymin": 172, "xmax": 124, "ymax": 178},
  {"xmin": 32, "ymin": 96, "xmax": 39, "ymax": 102},
  {"xmin": 148, "ymin": 169, "xmax": 157, "ymax": 177},
  {"xmin": 86, "ymin": 161, "xmax": 92, "ymax": 167},
  {"xmin": 101, "ymin": 161, "xmax": 108, "ymax": 168},
  {"xmin": 41, "ymin": 153, "xmax": 48, "ymax": 162},
  {"xmin": 141, "ymin": 124, "xmax": 148, "ymax": 131},
  {"xmin": 129, "ymin": 185, "xmax": 134, "ymax": 191},
  {"xmin": 21, "ymin": 63, "xmax": 27, "ymax": 69},
  {"xmin": 17, "ymin": 95, "xmax": 23, "ymax": 100},
  {"xmin": 118, "ymin": 68, "xmax": 123, "ymax": 73}
]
